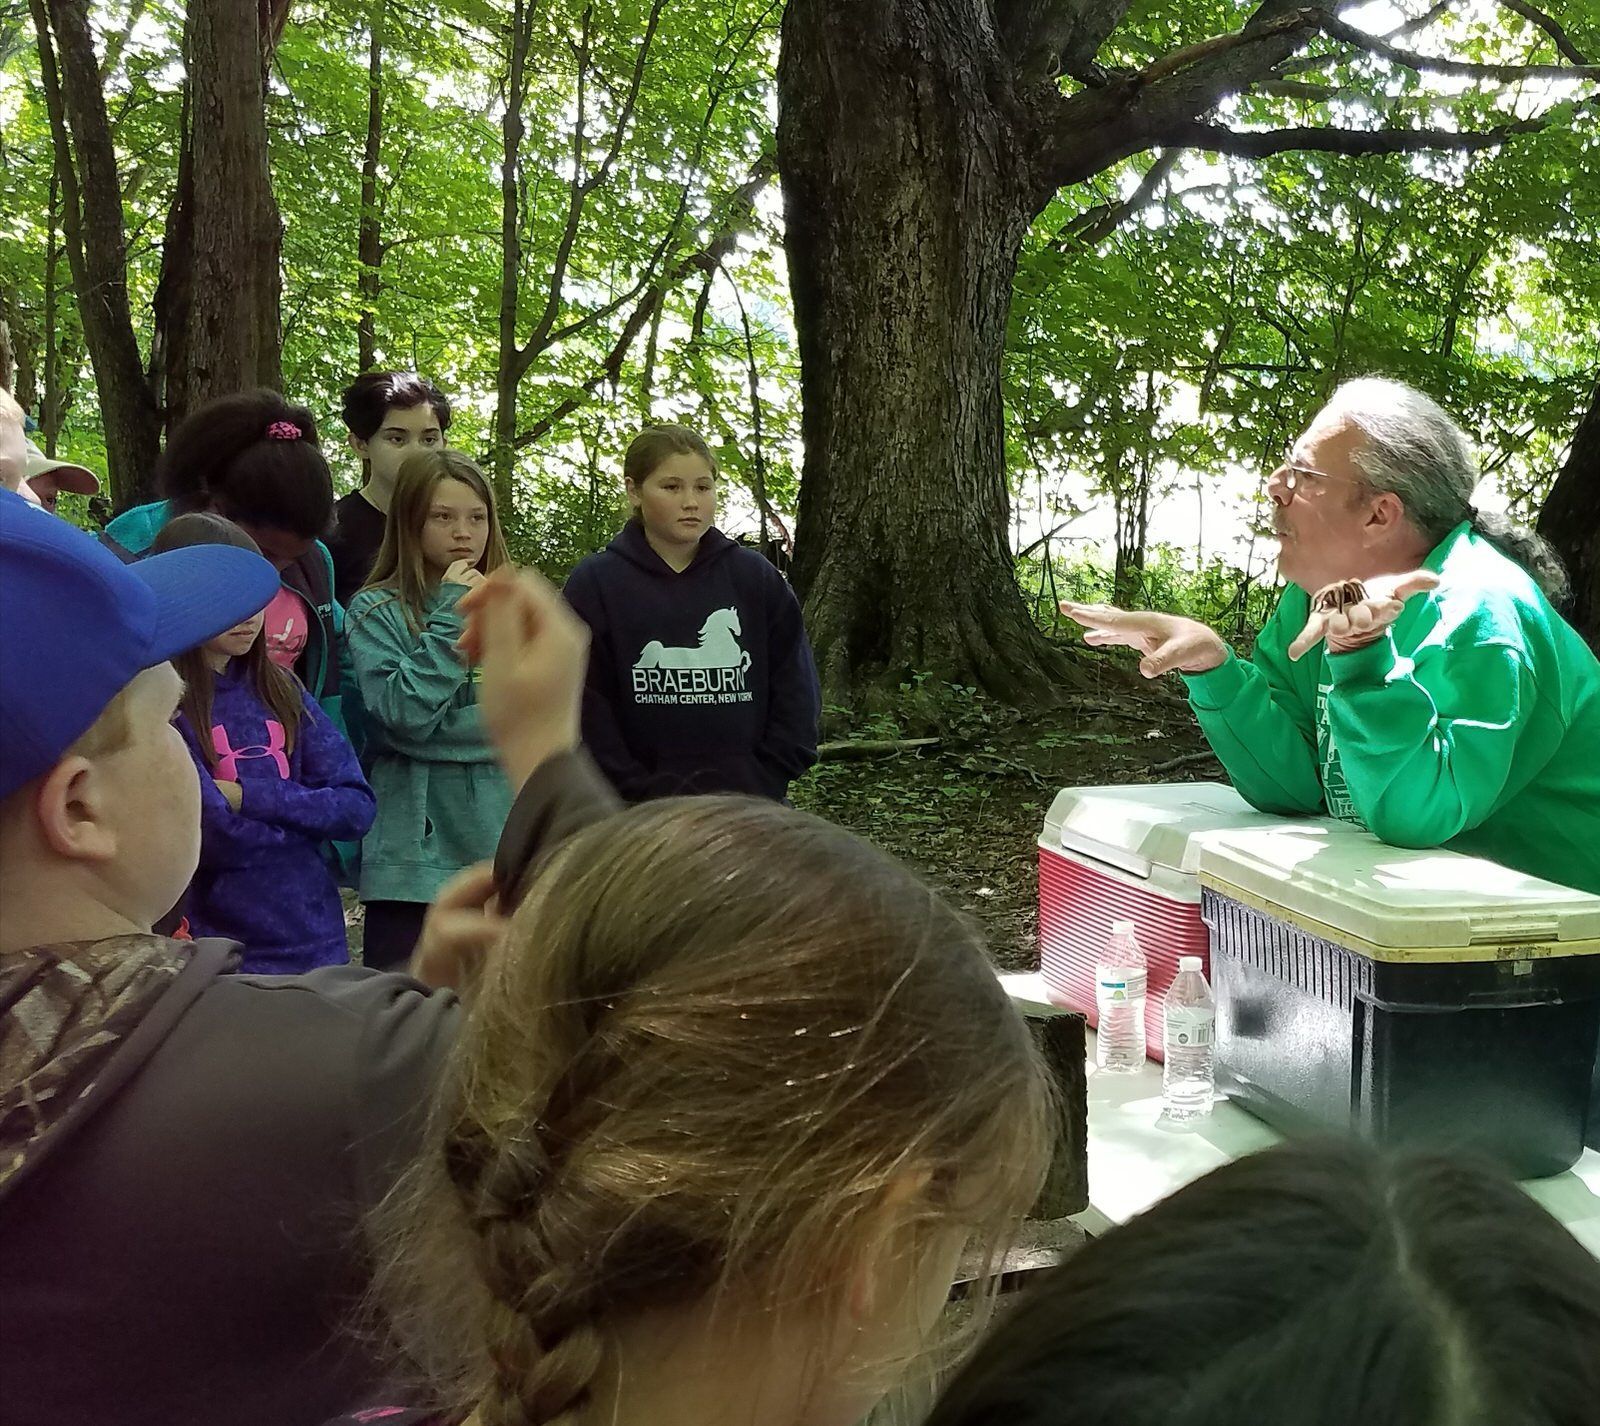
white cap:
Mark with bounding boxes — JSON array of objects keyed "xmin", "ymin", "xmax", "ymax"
[
  {"xmin": 1111, "ymin": 919, "xmax": 1136, "ymax": 936},
  {"xmin": 1179, "ymin": 955, "xmax": 1203, "ymax": 971}
]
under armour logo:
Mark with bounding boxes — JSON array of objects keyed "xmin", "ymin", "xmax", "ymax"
[{"xmin": 212, "ymin": 721, "xmax": 289, "ymax": 781}]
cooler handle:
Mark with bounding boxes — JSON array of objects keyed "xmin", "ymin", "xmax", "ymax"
[{"xmin": 1465, "ymin": 915, "xmax": 1561, "ymax": 945}]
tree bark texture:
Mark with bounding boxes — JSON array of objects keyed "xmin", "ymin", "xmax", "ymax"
[
  {"xmin": 778, "ymin": 0, "xmax": 1084, "ymax": 704},
  {"xmin": 34, "ymin": 0, "xmax": 161, "ymax": 506},
  {"xmin": 154, "ymin": 0, "xmax": 284, "ymax": 428},
  {"xmin": 1538, "ymin": 381, "xmax": 1600, "ymax": 650}
]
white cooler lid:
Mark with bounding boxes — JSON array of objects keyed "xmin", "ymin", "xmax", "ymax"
[
  {"xmin": 1040, "ymin": 781, "xmax": 1331, "ymax": 879},
  {"xmin": 1197, "ymin": 824, "xmax": 1600, "ymax": 948}
]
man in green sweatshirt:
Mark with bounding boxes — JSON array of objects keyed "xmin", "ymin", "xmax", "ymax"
[{"xmin": 1063, "ymin": 377, "xmax": 1600, "ymax": 897}]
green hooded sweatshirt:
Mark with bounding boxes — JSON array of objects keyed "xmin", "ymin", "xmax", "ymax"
[
  {"xmin": 1182, "ymin": 522, "xmax": 1600, "ymax": 897},
  {"xmin": 346, "ymin": 582, "xmax": 512, "ymax": 904}
]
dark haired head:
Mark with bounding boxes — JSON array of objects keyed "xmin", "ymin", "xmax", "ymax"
[
  {"xmin": 342, "ymin": 371, "xmax": 453, "ymax": 442},
  {"xmin": 150, "ymin": 511, "xmax": 263, "ymax": 556},
  {"xmin": 925, "ymin": 1138, "xmax": 1600, "ymax": 1426},
  {"xmin": 156, "ymin": 390, "xmax": 333, "ymax": 543}
]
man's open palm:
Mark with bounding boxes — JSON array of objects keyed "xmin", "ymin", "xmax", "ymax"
[
  {"xmin": 1059, "ymin": 601, "xmax": 1229, "ymax": 679},
  {"xmin": 1288, "ymin": 570, "xmax": 1440, "ymax": 661}
]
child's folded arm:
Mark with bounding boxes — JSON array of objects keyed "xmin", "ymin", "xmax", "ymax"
[{"xmin": 239, "ymin": 694, "xmax": 377, "ymax": 841}]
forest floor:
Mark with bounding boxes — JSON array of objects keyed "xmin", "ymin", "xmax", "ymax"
[
  {"xmin": 792, "ymin": 656, "xmax": 1219, "ymax": 973},
  {"xmin": 346, "ymin": 654, "xmax": 1220, "ymax": 972}
]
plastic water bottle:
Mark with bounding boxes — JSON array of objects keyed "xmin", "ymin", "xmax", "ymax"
[
  {"xmin": 1095, "ymin": 919, "xmax": 1148, "ymax": 1073},
  {"xmin": 1163, "ymin": 955, "xmax": 1216, "ymax": 1120}
]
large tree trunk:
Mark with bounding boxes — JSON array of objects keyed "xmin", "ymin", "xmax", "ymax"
[
  {"xmin": 153, "ymin": 0, "xmax": 284, "ymax": 427},
  {"xmin": 33, "ymin": 0, "xmax": 162, "ymax": 506},
  {"xmin": 778, "ymin": 0, "xmax": 1082, "ymax": 705},
  {"xmin": 1538, "ymin": 381, "xmax": 1600, "ymax": 651}
]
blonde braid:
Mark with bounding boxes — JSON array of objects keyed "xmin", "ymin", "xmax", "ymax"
[{"xmin": 444, "ymin": 1019, "xmax": 626, "ymax": 1426}]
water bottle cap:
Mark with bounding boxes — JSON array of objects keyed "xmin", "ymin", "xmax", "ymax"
[
  {"xmin": 1179, "ymin": 956, "xmax": 1202, "ymax": 971},
  {"xmin": 1111, "ymin": 919, "xmax": 1136, "ymax": 936}
]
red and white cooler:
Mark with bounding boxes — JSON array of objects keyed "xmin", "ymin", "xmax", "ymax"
[{"xmin": 1038, "ymin": 782, "xmax": 1296, "ymax": 1060}]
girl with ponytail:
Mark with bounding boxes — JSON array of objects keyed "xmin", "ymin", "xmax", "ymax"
[{"xmin": 102, "ymin": 389, "xmax": 348, "ymax": 730}]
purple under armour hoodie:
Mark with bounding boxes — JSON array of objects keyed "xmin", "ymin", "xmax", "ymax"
[{"xmin": 179, "ymin": 662, "xmax": 376, "ymax": 974}]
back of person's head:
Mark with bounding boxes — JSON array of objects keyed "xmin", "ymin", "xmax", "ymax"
[
  {"xmin": 341, "ymin": 370, "xmax": 453, "ymax": 441},
  {"xmin": 373, "ymin": 797, "xmax": 1053, "ymax": 1426},
  {"xmin": 362, "ymin": 449, "xmax": 508, "ymax": 621},
  {"xmin": 925, "ymin": 1138, "xmax": 1600, "ymax": 1426},
  {"xmin": 151, "ymin": 514, "xmax": 304, "ymax": 765},
  {"xmin": 1322, "ymin": 377, "xmax": 1570, "ymax": 607},
  {"xmin": 0, "ymin": 492, "xmax": 278, "ymax": 950},
  {"xmin": 156, "ymin": 389, "xmax": 333, "ymax": 543},
  {"xmin": 622, "ymin": 423, "xmax": 717, "ymax": 488}
]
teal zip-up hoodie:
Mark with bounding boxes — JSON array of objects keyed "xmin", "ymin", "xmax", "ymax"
[
  {"xmin": 346, "ymin": 582, "xmax": 512, "ymax": 904},
  {"xmin": 1182, "ymin": 523, "xmax": 1600, "ymax": 896}
]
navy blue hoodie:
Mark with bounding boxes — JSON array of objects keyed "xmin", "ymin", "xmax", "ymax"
[{"xmin": 563, "ymin": 522, "xmax": 821, "ymax": 801}]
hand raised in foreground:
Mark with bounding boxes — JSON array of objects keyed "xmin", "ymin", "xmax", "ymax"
[
  {"xmin": 1059, "ymin": 601, "xmax": 1230, "ymax": 679},
  {"xmin": 456, "ymin": 565, "xmax": 590, "ymax": 789},
  {"xmin": 408, "ymin": 862, "xmax": 504, "ymax": 993},
  {"xmin": 1287, "ymin": 570, "xmax": 1440, "ymax": 661},
  {"xmin": 214, "ymin": 779, "xmax": 243, "ymax": 812}
]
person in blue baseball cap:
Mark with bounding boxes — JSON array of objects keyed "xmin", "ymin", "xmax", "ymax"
[{"xmin": 0, "ymin": 486, "xmax": 617, "ymax": 1426}]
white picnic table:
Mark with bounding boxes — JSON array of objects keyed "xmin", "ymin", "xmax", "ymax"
[{"xmin": 1001, "ymin": 971, "xmax": 1600, "ymax": 1259}]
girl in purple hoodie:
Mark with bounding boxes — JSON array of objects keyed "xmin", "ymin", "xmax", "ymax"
[{"xmin": 155, "ymin": 515, "xmax": 376, "ymax": 973}]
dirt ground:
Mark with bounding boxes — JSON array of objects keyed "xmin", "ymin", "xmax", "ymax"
[
  {"xmin": 346, "ymin": 660, "xmax": 1222, "ymax": 975},
  {"xmin": 793, "ymin": 668, "xmax": 1220, "ymax": 973}
]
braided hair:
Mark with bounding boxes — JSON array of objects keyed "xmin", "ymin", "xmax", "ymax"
[{"xmin": 372, "ymin": 797, "xmax": 1053, "ymax": 1426}]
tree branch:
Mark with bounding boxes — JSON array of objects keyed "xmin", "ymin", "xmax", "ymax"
[
  {"xmin": 1138, "ymin": 7, "xmax": 1323, "ymax": 85},
  {"xmin": 1269, "ymin": 0, "xmax": 1454, "ymax": 80},
  {"xmin": 1038, "ymin": 0, "xmax": 1594, "ymax": 201},
  {"xmin": 1318, "ymin": 11, "xmax": 1599, "ymax": 81},
  {"xmin": 1257, "ymin": 78, "xmax": 1342, "ymax": 99},
  {"xmin": 1496, "ymin": 0, "xmax": 1593, "ymax": 66},
  {"xmin": 517, "ymin": 1, "xmax": 596, "ymax": 370},
  {"xmin": 582, "ymin": 0, "xmax": 667, "ymax": 196},
  {"xmin": 517, "ymin": 0, "xmax": 769, "ymax": 368},
  {"xmin": 1165, "ymin": 115, "xmax": 1549, "ymax": 158},
  {"xmin": 512, "ymin": 156, "xmax": 776, "ymax": 448},
  {"xmin": 996, "ymin": 0, "xmax": 1134, "ymax": 84},
  {"xmin": 1055, "ymin": 147, "xmax": 1178, "ymax": 247},
  {"xmin": 1039, "ymin": 4, "xmax": 1326, "ymax": 192}
]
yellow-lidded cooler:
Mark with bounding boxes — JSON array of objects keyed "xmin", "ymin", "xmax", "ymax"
[{"xmin": 1196, "ymin": 825, "xmax": 1600, "ymax": 1178}]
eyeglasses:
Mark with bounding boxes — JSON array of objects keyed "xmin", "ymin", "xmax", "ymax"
[{"xmin": 1270, "ymin": 456, "xmax": 1362, "ymax": 493}]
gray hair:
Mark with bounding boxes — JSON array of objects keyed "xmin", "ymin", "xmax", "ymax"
[{"xmin": 1322, "ymin": 377, "xmax": 1570, "ymax": 608}]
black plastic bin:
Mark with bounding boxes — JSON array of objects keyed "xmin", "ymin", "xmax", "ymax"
[{"xmin": 1203, "ymin": 889, "xmax": 1600, "ymax": 1179}]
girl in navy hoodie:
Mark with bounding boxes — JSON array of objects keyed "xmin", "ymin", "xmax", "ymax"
[
  {"xmin": 155, "ymin": 515, "xmax": 376, "ymax": 973},
  {"xmin": 563, "ymin": 424, "xmax": 820, "ymax": 802}
]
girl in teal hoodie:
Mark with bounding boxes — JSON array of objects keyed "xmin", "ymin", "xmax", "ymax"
[{"xmin": 346, "ymin": 450, "xmax": 513, "ymax": 969}]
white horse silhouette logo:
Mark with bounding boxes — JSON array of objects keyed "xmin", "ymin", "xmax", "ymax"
[{"xmin": 635, "ymin": 607, "xmax": 751, "ymax": 673}]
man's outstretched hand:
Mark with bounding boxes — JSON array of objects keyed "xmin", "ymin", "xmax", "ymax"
[
  {"xmin": 457, "ymin": 566, "xmax": 590, "ymax": 789},
  {"xmin": 1059, "ymin": 601, "xmax": 1230, "ymax": 679},
  {"xmin": 1287, "ymin": 570, "xmax": 1440, "ymax": 661}
]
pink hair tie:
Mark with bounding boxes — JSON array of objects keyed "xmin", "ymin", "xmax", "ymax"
[{"xmin": 265, "ymin": 420, "xmax": 302, "ymax": 441}]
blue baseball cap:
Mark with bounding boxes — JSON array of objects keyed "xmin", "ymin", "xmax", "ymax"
[{"xmin": 0, "ymin": 489, "xmax": 282, "ymax": 798}]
